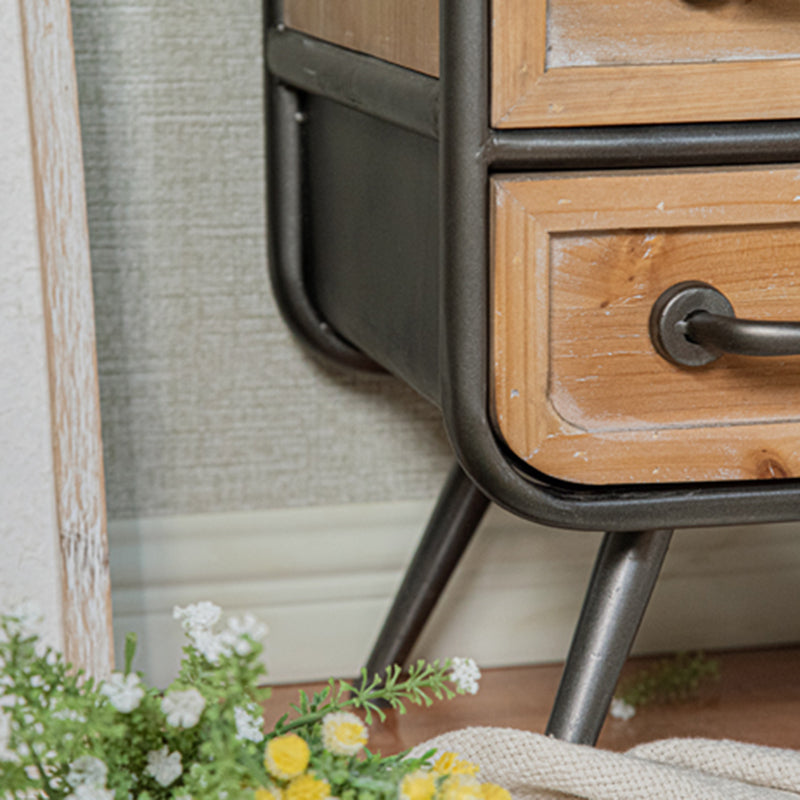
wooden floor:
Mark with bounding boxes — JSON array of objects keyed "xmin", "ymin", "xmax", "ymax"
[{"xmin": 263, "ymin": 645, "xmax": 800, "ymax": 755}]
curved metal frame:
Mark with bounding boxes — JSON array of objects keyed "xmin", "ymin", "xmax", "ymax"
[{"xmin": 265, "ymin": 0, "xmax": 800, "ymax": 532}]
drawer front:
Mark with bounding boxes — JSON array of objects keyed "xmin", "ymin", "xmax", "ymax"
[
  {"xmin": 493, "ymin": 0, "xmax": 800, "ymax": 128},
  {"xmin": 492, "ymin": 165, "xmax": 800, "ymax": 485}
]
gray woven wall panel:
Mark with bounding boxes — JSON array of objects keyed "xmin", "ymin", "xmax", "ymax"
[{"xmin": 71, "ymin": 0, "xmax": 450, "ymax": 518}]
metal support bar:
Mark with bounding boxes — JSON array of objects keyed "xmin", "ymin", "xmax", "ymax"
[
  {"xmin": 267, "ymin": 25, "xmax": 800, "ymax": 172},
  {"xmin": 488, "ymin": 122, "xmax": 800, "ymax": 171},
  {"xmin": 363, "ymin": 462, "xmax": 490, "ymax": 680},
  {"xmin": 266, "ymin": 27, "xmax": 439, "ymax": 140},
  {"xmin": 545, "ymin": 529, "xmax": 673, "ymax": 744},
  {"xmin": 266, "ymin": 75, "xmax": 380, "ymax": 371}
]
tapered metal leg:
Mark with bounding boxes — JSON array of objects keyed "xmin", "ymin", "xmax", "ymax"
[
  {"xmin": 363, "ymin": 462, "xmax": 490, "ymax": 680},
  {"xmin": 546, "ymin": 529, "xmax": 673, "ymax": 745}
]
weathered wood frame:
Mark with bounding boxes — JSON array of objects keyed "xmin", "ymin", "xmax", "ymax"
[{"xmin": 9, "ymin": 0, "xmax": 113, "ymax": 675}]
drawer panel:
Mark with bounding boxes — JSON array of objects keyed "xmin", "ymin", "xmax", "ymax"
[
  {"xmin": 492, "ymin": 165, "xmax": 800, "ymax": 485},
  {"xmin": 493, "ymin": 0, "xmax": 800, "ymax": 128},
  {"xmin": 283, "ymin": 0, "xmax": 438, "ymax": 76}
]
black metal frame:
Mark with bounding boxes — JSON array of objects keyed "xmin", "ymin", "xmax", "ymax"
[{"xmin": 266, "ymin": 1, "xmax": 800, "ymax": 533}]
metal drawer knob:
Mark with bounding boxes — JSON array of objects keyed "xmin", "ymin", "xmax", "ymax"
[{"xmin": 650, "ymin": 280, "xmax": 800, "ymax": 367}]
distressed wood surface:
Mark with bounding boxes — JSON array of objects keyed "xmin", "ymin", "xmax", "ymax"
[
  {"xmin": 493, "ymin": 0, "xmax": 800, "ymax": 127},
  {"xmin": 547, "ymin": 0, "xmax": 800, "ymax": 69},
  {"xmin": 283, "ymin": 0, "xmax": 439, "ymax": 76},
  {"xmin": 19, "ymin": 0, "xmax": 113, "ymax": 675},
  {"xmin": 492, "ymin": 165, "xmax": 800, "ymax": 485}
]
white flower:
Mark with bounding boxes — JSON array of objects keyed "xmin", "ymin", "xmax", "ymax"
[
  {"xmin": 226, "ymin": 614, "xmax": 268, "ymax": 655},
  {"xmin": 233, "ymin": 704, "xmax": 264, "ymax": 743},
  {"xmin": 161, "ymin": 688, "xmax": 206, "ymax": 728},
  {"xmin": 145, "ymin": 746, "xmax": 183, "ymax": 787},
  {"xmin": 67, "ymin": 756, "xmax": 108, "ymax": 788},
  {"xmin": 173, "ymin": 602, "xmax": 222, "ymax": 634},
  {"xmin": 101, "ymin": 672, "xmax": 145, "ymax": 713},
  {"xmin": 449, "ymin": 657, "xmax": 481, "ymax": 695},
  {"xmin": 66, "ymin": 786, "xmax": 115, "ymax": 800},
  {"xmin": 321, "ymin": 711, "xmax": 368, "ymax": 756},
  {"xmin": 609, "ymin": 697, "xmax": 636, "ymax": 721},
  {"xmin": 52, "ymin": 708, "xmax": 86, "ymax": 723},
  {"xmin": 190, "ymin": 628, "xmax": 232, "ymax": 664}
]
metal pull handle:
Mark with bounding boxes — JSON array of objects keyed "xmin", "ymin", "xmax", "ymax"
[{"xmin": 650, "ymin": 281, "xmax": 800, "ymax": 367}]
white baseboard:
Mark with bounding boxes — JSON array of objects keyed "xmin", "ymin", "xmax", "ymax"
[{"xmin": 109, "ymin": 502, "xmax": 800, "ymax": 687}]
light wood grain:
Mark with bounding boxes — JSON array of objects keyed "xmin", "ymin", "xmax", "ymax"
[
  {"xmin": 493, "ymin": 165, "xmax": 800, "ymax": 485},
  {"xmin": 547, "ymin": 0, "xmax": 800, "ymax": 69},
  {"xmin": 19, "ymin": 0, "xmax": 113, "ymax": 675},
  {"xmin": 493, "ymin": 0, "xmax": 800, "ymax": 127},
  {"xmin": 284, "ymin": 0, "xmax": 439, "ymax": 76}
]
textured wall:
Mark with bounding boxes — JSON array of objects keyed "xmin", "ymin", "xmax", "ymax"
[{"xmin": 71, "ymin": 0, "xmax": 451, "ymax": 519}]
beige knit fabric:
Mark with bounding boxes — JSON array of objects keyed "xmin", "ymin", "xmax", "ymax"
[{"xmin": 410, "ymin": 727, "xmax": 800, "ymax": 799}]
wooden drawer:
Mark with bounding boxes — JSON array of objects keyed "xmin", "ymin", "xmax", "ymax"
[
  {"xmin": 492, "ymin": 165, "xmax": 800, "ymax": 485},
  {"xmin": 283, "ymin": 1, "xmax": 800, "ymax": 129},
  {"xmin": 493, "ymin": 0, "xmax": 800, "ymax": 128}
]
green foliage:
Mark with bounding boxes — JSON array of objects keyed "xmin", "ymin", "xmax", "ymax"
[
  {"xmin": 273, "ymin": 659, "xmax": 458, "ymax": 734},
  {"xmin": 616, "ymin": 651, "xmax": 720, "ymax": 709},
  {"xmin": 0, "ymin": 604, "xmax": 483, "ymax": 800}
]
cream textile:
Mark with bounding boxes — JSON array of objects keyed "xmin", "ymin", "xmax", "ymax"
[{"xmin": 411, "ymin": 727, "xmax": 800, "ymax": 799}]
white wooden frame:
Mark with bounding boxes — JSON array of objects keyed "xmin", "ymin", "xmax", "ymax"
[{"xmin": 0, "ymin": 0, "xmax": 112, "ymax": 675}]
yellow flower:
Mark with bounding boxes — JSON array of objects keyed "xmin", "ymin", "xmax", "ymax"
[
  {"xmin": 480, "ymin": 784, "xmax": 511, "ymax": 800},
  {"xmin": 432, "ymin": 752, "xmax": 480, "ymax": 777},
  {"xmin": 265, "ymin": 734, "xmax": 311, "ymax": 779},
  {"xmin": 440, "ymin": 775, "xmax": 482, "ymax": 800},
  {"xmin": 255, "ymin": 787, "xmax": 284, "ymax": 800},
  {"xmin": 399, "ymin": 770, "xmax": 437, "ymax": 800},
  {"xmin": 321, "ymin": 711, "xmax": 368, "ymax": 756},
  {"xmin": 285, "ymin": 773, "xmax": 330, "ymax": 800}
]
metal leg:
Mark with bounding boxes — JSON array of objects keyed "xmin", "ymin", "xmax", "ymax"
[
  {"xmin": 363, "ymin": 462, "xmax": 490, "ymax": 681},
  {"xmin": 546, "ymin": 529, "xmax": 673, "ymax": 745}
]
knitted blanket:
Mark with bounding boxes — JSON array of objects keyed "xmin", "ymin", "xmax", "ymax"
[{"xmin": 411, "ymin": 727, "xmax": 800, "ymax": 799}]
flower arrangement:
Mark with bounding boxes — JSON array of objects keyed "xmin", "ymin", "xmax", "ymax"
[{"xmin": 0, "ymin": 602, "xmax": 504, "ymax": 800}]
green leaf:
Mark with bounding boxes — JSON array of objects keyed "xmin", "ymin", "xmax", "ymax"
[
  {"xmin": 124, "ymin": 632, "xmax": 138, "ymax": 675},
  {"xmin": 615, "ymin": 651, "xmax": 720, "ymax": 709}
]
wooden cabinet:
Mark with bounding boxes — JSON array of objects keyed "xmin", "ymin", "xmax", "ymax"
[
  {"xmin": 492, "ymin": 165, "xmax": 800, "ymax": 484},
  {"xmin": 275, "ymin": 0, "xmax": 800, "ymax": 510}
]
